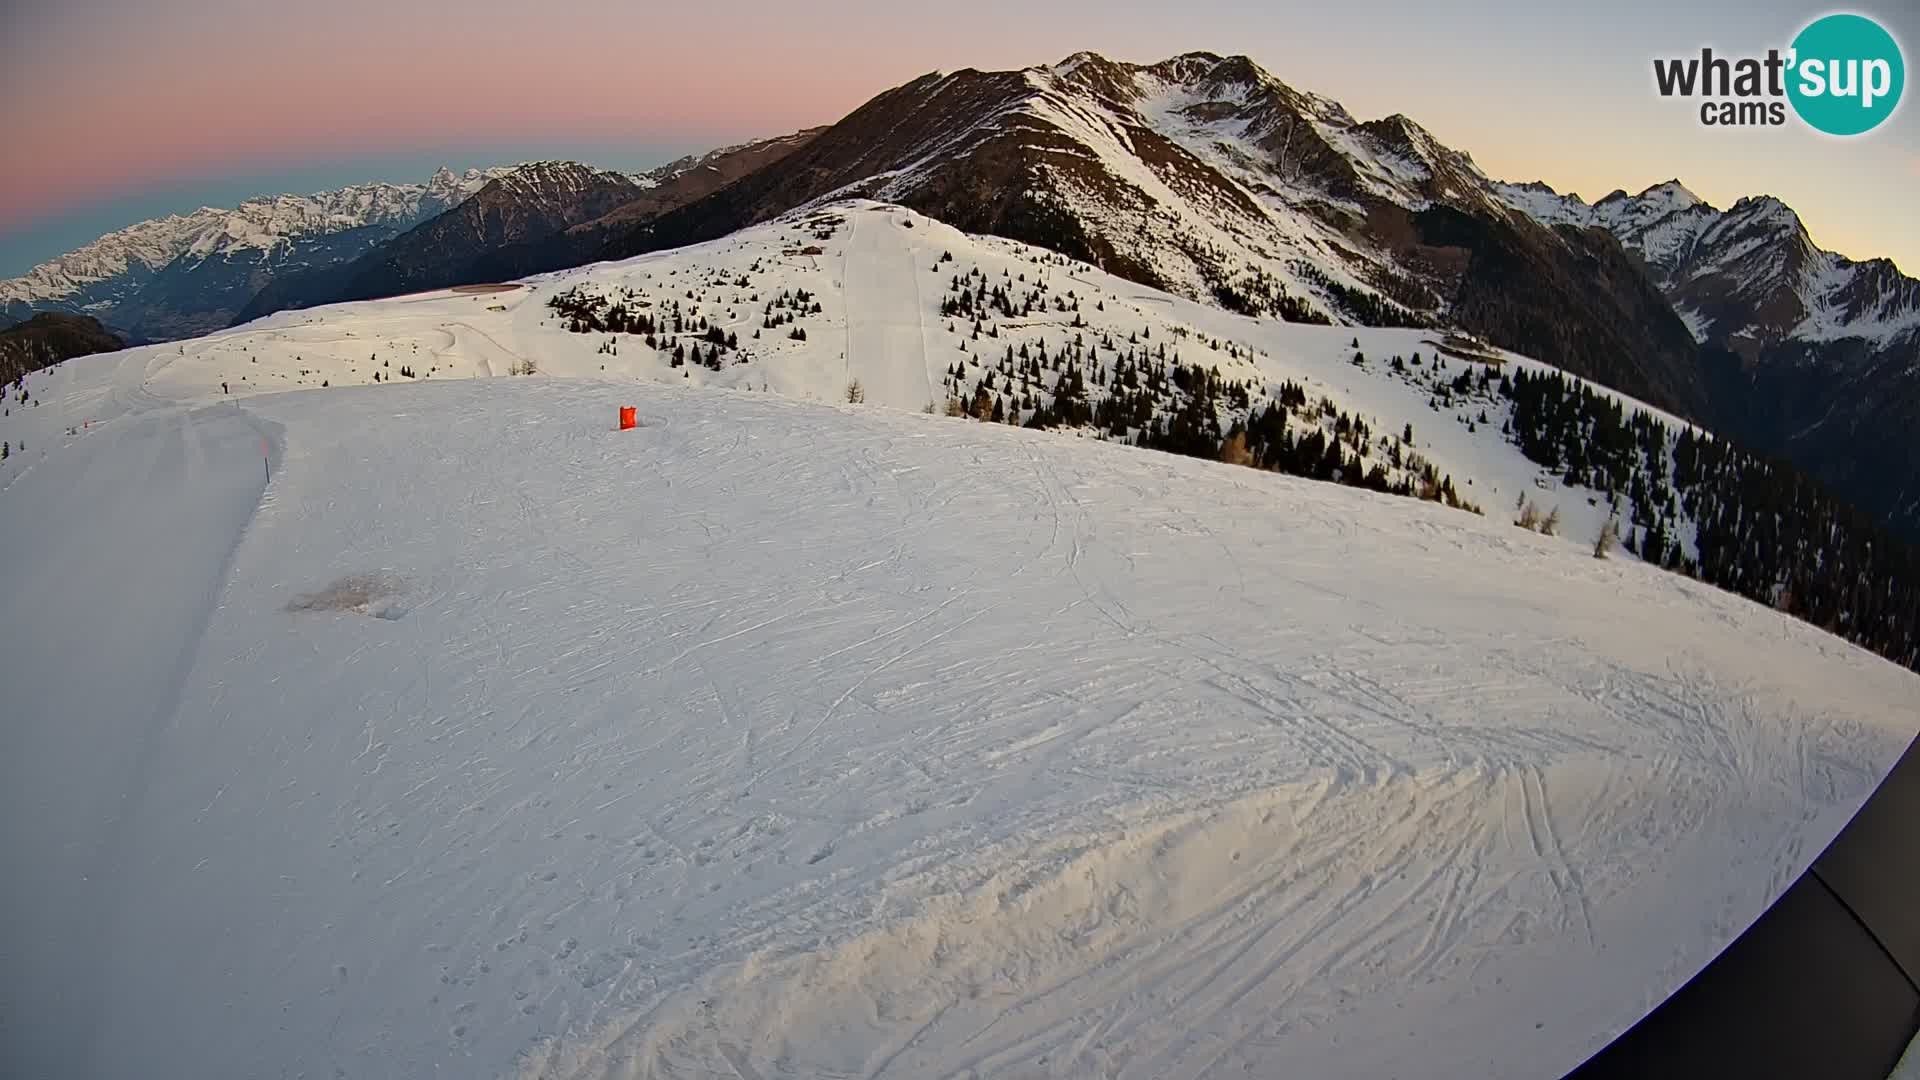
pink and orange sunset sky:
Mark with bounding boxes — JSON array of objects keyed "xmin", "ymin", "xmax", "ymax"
[{"xmin": 2, "ymin": 0, "xmax": 1916, "ymax": 277}]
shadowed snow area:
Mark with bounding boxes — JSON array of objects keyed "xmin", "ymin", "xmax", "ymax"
[
  {"xmin": 1895, "ymin": 1033, "xmax": 1920, "ymax": 1080},
  {"xmin": 1, "ymin": 364, "xmax": 1913, "ymax": 1079}
]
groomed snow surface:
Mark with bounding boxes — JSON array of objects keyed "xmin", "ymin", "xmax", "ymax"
[
  {"xmin": 3, "ymin": 371, "xmax": 1914, "ymax": 1080},
  {"xmin": 2, "ymin": 205, "xmax": 1917, "ymax": 1079}
]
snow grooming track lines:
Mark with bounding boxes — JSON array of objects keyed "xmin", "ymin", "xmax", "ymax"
[
  {"xmin": 63, "ymin": 377, "xmax": 1871, "ymax": 1080},
  {"xmin": 1, "ymin": 235, "xmax": 1917, "ymax": 1076},
  {"xmin": 523, "ymin": 758, "xmax": 1788, "ymax": 1080}
]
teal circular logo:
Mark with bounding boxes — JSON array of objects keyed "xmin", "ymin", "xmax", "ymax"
[{"xmin": 1787, "ymin": 13, "xmax": 1904, "ymax": 135}]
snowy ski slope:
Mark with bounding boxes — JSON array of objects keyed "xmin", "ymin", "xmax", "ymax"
[
  {"xmin": 1, "ymin": 204, "xmax": 1916, "ymax": 1080},
  {"xmin": 5, "ymin": 201, "xmax": 1703, "ymax": 554}
]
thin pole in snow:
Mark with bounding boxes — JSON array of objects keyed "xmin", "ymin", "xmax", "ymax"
[{"xmin": 263, "ymin": 438, "xmax": 270, "ymax": 482}]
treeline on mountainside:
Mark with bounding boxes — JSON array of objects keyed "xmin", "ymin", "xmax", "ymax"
[
  {"xmin": 0, "ymin": 313, "xmax": 124, "ymax": 385},
  {"xmin": 925, "ymin": 263, "xmax": 1474, "ymax": 511},
  {"xmin": 944, "ymin": 344, "xmax": 1469, "ymax": 508},
  {"xmin": 1698, "ymin": 341, "xmax": 1920, "ymax": 545},
  {"xmin": 1410, "ymin": 206, "xmax": 1712, "ymax": 422},
  {"xmin": 1505, "ymin": 367, "xmax": 1920, "ymax": 672}
]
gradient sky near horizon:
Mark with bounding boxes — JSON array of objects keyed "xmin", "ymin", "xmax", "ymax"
[{"xmin": 3, "ymin": 0, "xmax": 1916, "ymax": 278}]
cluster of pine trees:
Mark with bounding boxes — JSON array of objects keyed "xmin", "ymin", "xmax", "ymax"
[
  {"xmin": 1196, "ymin": 258, "xmax": 1435, "ymax": 330},
  {"xmin": 1503, "ymin": 367, "xmax": 1920, "ymax": 671},
  {"xmin": 761, "ymin": 288, "xmax": 820, "ymax": 330},
  {"xmin": 1211, "ymin": 267, "xmax": 1330, "ymax": 324},
  {"xmin": 939, "ymin": 264, "xmax": 1087, "ymax": 323},
  {"xmin": 550, "ymin": 274, "xmax": 828, "ymax": 372},
  {"xmin": 931, "ymin": 269, "xmax": 1475, "ymax": 513},
  {"xmin": 1288, "ymin": 262, "xmax": 1430, "ymax": 329},
  {"xmin": 550, "ymin": 287, "xmax": 746, "ymax": 343},
  {"xmin": 549, "ymin": 287, "xmax": 655, "ymax": 337},
  {"xmin": 937, "ymin": 340, "xmax": 1469, "ymax": 508}
]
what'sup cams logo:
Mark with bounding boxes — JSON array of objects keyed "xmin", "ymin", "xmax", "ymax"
[{"xmin": 1654, "ymin": 12, "xmax": 1904, "ymax": 134}]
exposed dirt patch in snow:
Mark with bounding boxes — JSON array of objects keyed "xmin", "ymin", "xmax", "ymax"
[{"xmin": 286, "ymin": 572, "xmax": 409, "ymax": 620}]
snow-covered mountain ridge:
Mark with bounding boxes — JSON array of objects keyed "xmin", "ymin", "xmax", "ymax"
[
  {"xmin": 230, "ymin": 138, "xmax": 828, "ymax": 326},
  {"xmin": 479, "ymin": 161, "xmax": 638, "ymax": 205},
  {"xmin": 0, "ymin": 166, "xmax": 503, "ymax": 307},
  {"xmin": 617, "ymin": 50, "xmax": 1712, "ymax": 424},
  {"xmin": 664, "ymin": 50, "xmax": 1505, "ymax": 314},
  {"xmin": 0, "ymin": 162, "xmax": 652, "ymax": 342},
  {"xmin": 1494, "ymin": 178, "xmax": 1920, "ymax": 350}
]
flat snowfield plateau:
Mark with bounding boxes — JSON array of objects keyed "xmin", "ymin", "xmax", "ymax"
[{"xmin": 1, "ymin": 353, "xmax": 1914, "ymax": 1080}]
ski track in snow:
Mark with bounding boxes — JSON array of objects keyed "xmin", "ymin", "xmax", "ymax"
[
  {"xmin": 842, "ymin": 208, "xmax": 936, "ymax": 412},
  {"xmin": 0, "ymin": 206, "xmax": 1916, "ymax": 1079},
  {"xmin": 0, "ymin": 364, "xmax": 1912, "ymax": 1079},
  {"xmin": 0, "ymin": 348, "xmax": 281, "ymax": 1078}
]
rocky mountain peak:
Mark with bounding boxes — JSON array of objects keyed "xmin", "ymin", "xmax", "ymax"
[{"xmin": 1637, "ymin": 179, "xmax": 1702, "ymax": 208}]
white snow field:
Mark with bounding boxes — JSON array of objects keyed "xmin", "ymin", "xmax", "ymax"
[{"xmin": 0, "ymin": 203, "xmax": 1916, "ymax": 1079}]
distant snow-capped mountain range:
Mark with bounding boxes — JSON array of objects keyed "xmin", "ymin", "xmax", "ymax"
[
  {"xmin": 0, "ymin": 162, "xmax": 658, "ymax": 341},
  {"xmin": 1, "ymin": 149, "xmax": 814, "ymax": 343},
  {"xmin": 225, "ymin": 137, "xmax": 822, "ymax": 325},
  {"xmin": 1493, "ymin": 178, "xmax": 1920, "ymax": 351},
  {"xmin": 2, "ymin": 168, "xmax": 499, "ymax": 309}
]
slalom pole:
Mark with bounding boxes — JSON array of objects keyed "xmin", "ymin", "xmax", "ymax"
[{"xmin": 263, "ymin": 437, "xmax": 270, "ymax": 482}]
